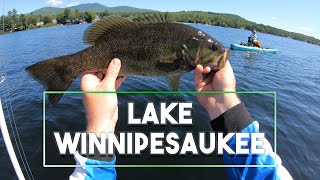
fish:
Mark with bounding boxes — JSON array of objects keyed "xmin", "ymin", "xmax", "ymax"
[{"xmin": 26, "ymin": 13, "xmax": 230, "ymax": 105}]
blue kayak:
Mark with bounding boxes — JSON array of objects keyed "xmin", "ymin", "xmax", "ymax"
[{"xmin": 230, "ymin": 44, "xmax": 278, "ymax": 53}]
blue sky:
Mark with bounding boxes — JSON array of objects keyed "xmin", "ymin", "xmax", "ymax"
[{"xmin": 2, "ymin": 0, "xmax": 319, "ymax": 39}]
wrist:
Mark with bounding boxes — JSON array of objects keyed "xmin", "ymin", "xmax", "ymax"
[
  {"xmin": 86, "ymin": 126, "xmax": 115, "ymax": 137},
  {"xmin": 84, "ymin": 106, "xmax": 118, "ymax": 136},
  {"xmin": 206, "ymin": 94, "xmax": 241, "ymax": 120},
  {"xmin": 86, "ymin": 118, "xmax": 116, "ymax": 136}
]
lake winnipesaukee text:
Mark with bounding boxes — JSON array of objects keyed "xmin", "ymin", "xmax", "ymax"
[{"xmin": 53, "ymin": 102, "xmax": 265, "ymax": 155}]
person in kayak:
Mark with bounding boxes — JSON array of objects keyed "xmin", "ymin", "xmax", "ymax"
[
  {"xmin": 248, "ymin": 29, "xmax": 263, "ymax": 48},
  {"xmin": 70, "ymin": 58, "xmax": 292, "ymax": 179}
]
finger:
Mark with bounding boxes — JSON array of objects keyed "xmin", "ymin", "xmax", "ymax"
[
  {"xmin": 115, "ymin": 76, "xmax": 127, "ymax": 90},
  {"xmin": 220, "ymin": 60, "xmax": 232, "ymax": 73},
  {"xmin": 194, "ymin": 65, "xmax": 204, "ymax": 87},
  {"xmin": 196, "ymin": 78, "xmax": 210, "ymax": 91},
  {"xmin": 101, "ymin": 59, "xmax": 121, "ymax": 90},
  {"xmin": 81, "ymin": 73, "xmax": 100, "ymax": 91},
  {"xmin": 196, "ymin": 71, "xmax": 213, "ymax": 88},
  {"xmin": 195, "ymin": 81, "xmax": 206, "ymax": 91},
  {"xmin": 203, "ymin": 67, "xmax": 211, "ymax": 74},
  {"xmin": 196, "ymin": 86, "xmax": 204, "ymax": 92},
  {"xmin": 203, "ymin": 72, "xmax": 214, "ymax": 84}
]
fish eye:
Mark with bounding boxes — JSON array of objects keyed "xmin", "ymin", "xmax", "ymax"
[{"xmin": 212, "ymin": 43, "xmax": 218, "ymax": 51}]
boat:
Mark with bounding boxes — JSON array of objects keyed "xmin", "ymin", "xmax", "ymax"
[{"xmin": 230, "ymin": 44, "xmax": 278, "ymax": 53}]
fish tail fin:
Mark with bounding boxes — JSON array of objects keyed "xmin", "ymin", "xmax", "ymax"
[{"xmin": 26, "ymin": 55, "xmax": 76, "ymax": 105}]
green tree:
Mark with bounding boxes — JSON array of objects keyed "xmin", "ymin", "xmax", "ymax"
[
  {"xmin": 1, "ymin": 15, "xmax": 4, "ymax": 33},
  {"xmin": 74, "ymin": 9, "xmax": 80, "ymax": 19},
  {"xmin": 84, "ymin": 12, "xmax": 95, "ymax": 23},
  {"xmin": 3, "ymin": 16, "xmax": 11, "ymax": 32},
  {"xmin": 43, "ymin": 16, "xmax": 52, "ymax": 24},
  {"xmin": 19, "ymin": 14, "xmax": 27, "ymax": 30},
  {"xmin": 12, "ymin": 9, "xmax": 17, "ymax": 31},
  {"xmin": 100, "ymin": 10, "xmax": 111, "ymax": 18},
  {"xmin": 56, "ymin": 12, "xmax": 66, "ymax": 24},
  {"xmin": 7, "ymin": 11, "xmax": 12, "ymax": 31},
  {"xmin": 29, "ymin": 13, "xmax": 38, "ymax": 25},
  {"xmin": 63, "ymin": 8, "xmax": 75, "ymax": 23}
]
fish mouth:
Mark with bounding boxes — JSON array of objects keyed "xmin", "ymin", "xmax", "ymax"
[{"xmin": 204, "ymin": 49, "xmax": 230, "ymax": 70}]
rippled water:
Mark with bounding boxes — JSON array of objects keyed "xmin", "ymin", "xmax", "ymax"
[{"xmin": 0, "ymin": 24, "xmax": 319, "ymax": 179}]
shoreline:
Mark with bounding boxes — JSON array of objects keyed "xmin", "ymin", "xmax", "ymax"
[{"xmin": 1, "ymin": 22, "xmax": 318, "ymax": 47}]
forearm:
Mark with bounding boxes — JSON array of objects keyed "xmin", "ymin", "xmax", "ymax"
[
  {"xmin": 210, "ymin": 103, "xmax": 292, "ymax": 179},
  {"xmin": 72, "ymin": 58, "xmax": 123, "ymax": 179}
]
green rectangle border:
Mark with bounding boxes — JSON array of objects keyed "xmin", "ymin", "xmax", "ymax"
[{"xmin": 43, "ymin": 91, "xmax": 277, "ymax": 168}]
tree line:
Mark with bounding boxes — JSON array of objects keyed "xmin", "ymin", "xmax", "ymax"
[
  {"xmin": 0, "ymin": 8, "xmax": 103, "ymax": 33},
  {"xmin": 1, "ymin": 9, "xmax": 319, "ymax": 46},
  {"xmin": 169, "ymin": 11, "xmax": 320, "ymax": 46}
]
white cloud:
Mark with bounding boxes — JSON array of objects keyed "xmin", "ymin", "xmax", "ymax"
[
  {"xmin": 46, "ymin": 0, "xmax": 63, "ymax": 6},
  {"xmin": 299, "ymin": 26, "xmax": 313, "ymax": 32},
  {"xmin": 67, "ymin": 2, "xmax": 79, "ymax": 7},
  {"xmin": 271, "ymin": 17, "xmax": 279, "ymax": 20}
]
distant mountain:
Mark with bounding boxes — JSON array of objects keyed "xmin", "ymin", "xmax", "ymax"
[
  {"xmin": 30, "ymin": 3, "xmax": 157, "ymax": 16},
  {"xmin": 69, "ymin": 3, "xmax": 112, "ymax": 12},
  {"xmin": 31, "ymin": 7, "xmax": 64, "ymax": 16}
]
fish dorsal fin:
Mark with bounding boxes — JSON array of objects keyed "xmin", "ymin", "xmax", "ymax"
[
  {"xmin": 84, "ymin": 13, "xmax": 172, "ymax": 45},
  {"xmin": 83, "ymin": 16, "xmax": 135, "ymax": 45},
  {"xmin": 131, "ymin": 13, "xmax": 172, "ymax": 24}
]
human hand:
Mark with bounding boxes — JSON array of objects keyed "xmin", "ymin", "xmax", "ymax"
[
  {"xmin": 194, "ymin": 61, "xmax": 241, "ymax": 120},
  {"xmin": 81, "ymin": 59, "xmax": 126, "ymax": 136}
]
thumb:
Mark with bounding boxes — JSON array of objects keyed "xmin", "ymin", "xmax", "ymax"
[
  {"xmin": 102, "ymin": 58, "xmax": 121, "ymax": 90},
  {"xmin": 194, "ymin": 65, "xmax": 204, "ymax": 87}
]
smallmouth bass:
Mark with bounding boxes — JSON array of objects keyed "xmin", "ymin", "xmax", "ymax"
[{"xmin": 26, "ymin": 14, "xmax": 229, "ymax": 105}]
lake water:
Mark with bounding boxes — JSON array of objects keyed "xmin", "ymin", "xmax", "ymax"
[{"xmin": 0, "ymin": 24, "xmax": 319, "ymax": 179}]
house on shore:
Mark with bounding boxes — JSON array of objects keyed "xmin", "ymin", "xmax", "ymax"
[{"xmin": 36, "ymin": 22, "xmax": 44, "ymax": 26}]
